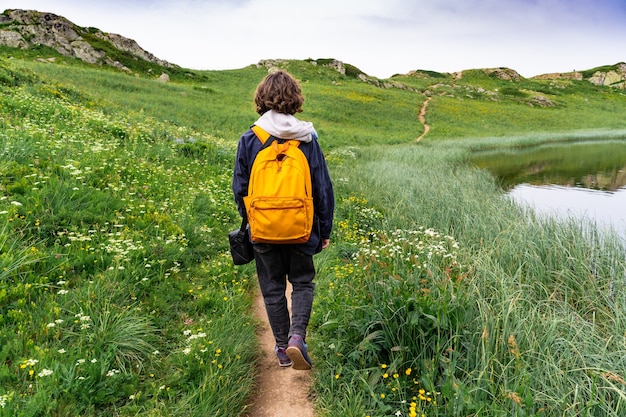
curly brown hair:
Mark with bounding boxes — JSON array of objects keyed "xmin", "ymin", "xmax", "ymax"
[{"xmin": 254, "ymin": 70, "xmax": 304, "ymax": 115}]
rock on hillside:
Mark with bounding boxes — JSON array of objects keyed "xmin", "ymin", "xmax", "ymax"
[
  {"xmin": 0, "ymin": 9, "xmax": 174, "ymax": 70},
  {"xmin": 533, "ymin": 63, "xmax": 626, "ymax": 89},
  {"xmin": 461, "ymin": 67, "xmax": 524, "ymax": 81},
  {"xmin": 532, "ymin": 71, "xmax": 584, "ymax": 81},
  {"xmin": 586, "ymin": 63, "xmax": 626, "ymax": 89}
]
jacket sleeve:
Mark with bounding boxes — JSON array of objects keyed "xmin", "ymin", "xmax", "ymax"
[
  {"xmin": 308, "ymin": 132, "xmax": 335, "ymax": 239},
  {"xmin": 232, "ymin": 134, "xmax": 251, "ymax": 217}
]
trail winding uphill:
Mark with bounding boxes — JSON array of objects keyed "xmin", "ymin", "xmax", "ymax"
[{"xmin": 416, "ymin": 96, "xmax": 432, "ymax": 142}]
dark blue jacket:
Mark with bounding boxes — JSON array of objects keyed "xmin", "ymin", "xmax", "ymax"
[{"xmin": 232, "ymin": 128, "xmax": 334, "ymax": 255}]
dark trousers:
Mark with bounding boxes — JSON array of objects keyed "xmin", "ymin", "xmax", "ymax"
[{"xmin": 253, "ymin": 244, "xmax": 316, "ymax": 348}]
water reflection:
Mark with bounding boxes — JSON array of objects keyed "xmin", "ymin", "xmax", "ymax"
[
  {"xmin": 471, "ymin": 140, "xmax": 626, "ymax": 239},
  {"xmin": 508, "ymin": 185, "xmax": 626, "ymax": 236},
  {"xmin": 472, "ymin": 141, "xmax": 626, "ymax": 191}
]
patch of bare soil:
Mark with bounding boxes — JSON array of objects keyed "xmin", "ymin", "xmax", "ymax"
[{"xmin": 244, "ymin": 282, "xmax": 315, "ymax": 417}]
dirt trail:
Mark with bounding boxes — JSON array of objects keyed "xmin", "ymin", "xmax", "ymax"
[
  {"xmin": 416, "ymin": 96, "xmax": 432, "ymax": 142},
  {"xmin": 245, "ymin": 282, "xmax": 315, "ymax": 417}
]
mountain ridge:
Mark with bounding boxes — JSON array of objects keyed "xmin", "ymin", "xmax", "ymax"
[{"xmin": 1, "ymin": 8, "xmax": 625, "ymax": 89}]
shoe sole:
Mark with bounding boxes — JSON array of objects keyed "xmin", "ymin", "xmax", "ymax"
[
  {"xmin": 278, "ymin": 360, "xmax": 293, "ymax": 367},
  {"xmin": 286, "ymin": 346, "xmax": 312, "ymax": 370}
]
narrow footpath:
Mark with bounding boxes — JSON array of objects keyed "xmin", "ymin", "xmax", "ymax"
[
  {"xmin": 245, "ymin": 282, "xmax": 315, "ymax": 416},
  {"xmin": 416, "ymin": 96, "xmax": 432, "ymax": 142}
]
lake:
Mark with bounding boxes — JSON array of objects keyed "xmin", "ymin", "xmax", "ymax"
[{"xmin": 471, "ymin": 140, "xmax": 626, "ymax": 241}]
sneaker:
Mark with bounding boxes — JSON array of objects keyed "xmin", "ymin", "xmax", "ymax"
[
  {"xmin": 275, "ymin": 346, "xmax": 292, "ymax": 367},
  {"xmin": 286, "ymin": 335, "xmax": 312, "ymax": 370}
]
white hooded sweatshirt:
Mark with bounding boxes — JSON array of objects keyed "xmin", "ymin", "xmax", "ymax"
[{"xmin": 254, "ymin": 109, "xmax": 314, "ymax": 143}]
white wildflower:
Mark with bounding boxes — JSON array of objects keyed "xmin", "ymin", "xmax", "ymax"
[{"xmin": 187, "ymin": 332, "xmax": 207, "ymax": 341}]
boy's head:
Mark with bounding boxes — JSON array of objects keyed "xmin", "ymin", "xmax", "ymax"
[{"xmin": 255, "ymin": 70, "xmax": 304, "ymax": 115}]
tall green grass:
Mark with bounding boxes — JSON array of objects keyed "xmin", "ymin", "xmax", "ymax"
[{"xmin": 312, "ymin": 139, "xmax": 626, "ymax": 416}]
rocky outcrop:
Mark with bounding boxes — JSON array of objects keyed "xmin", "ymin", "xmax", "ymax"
[
  {"xmin": 587, "ymin": 63, "xmax": 626, "ymax": 89},
  {"xmin": 257, "ymin": 59, "xmax": 288, "ymax": 72},
  {"xmin": 533, "ymin": 63, "xmax": 626, "ymax": 90},
  {"xmin": 0, "ymin": 9, "xmax": 174, "ymax": 70},
  {"xmin": 0, "ymin": 28, "xmax": 27, "ymax": 48},
  {"xmin": 95, "ymin": 32, "xmax": 171, "ymax": 67},
  {"xmin": 533, "ymin": 72, "xmax": 583, "ymax": 81},
  {"xmin": 528, "ymin": 95, "xmax": 555, "ymax": 108},
  {"xmin": 461, "ymin": 68, "xmax": 523, "ymax": 81},
  {"xmin": 323, "ymin": 59, "xmax": 346, "ymax": 75},
  {"xmin": 258, "ymin": 58, "xmax": 347, "ymax": 75}
]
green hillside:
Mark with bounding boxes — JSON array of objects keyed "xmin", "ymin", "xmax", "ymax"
[{"xmin": 2, "ymin": 52, "xmax": 626, "ymax": 417}]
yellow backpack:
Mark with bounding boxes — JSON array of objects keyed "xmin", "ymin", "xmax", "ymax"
[{"xmin": 243, "ymin": 125, "xmax": 314, "ymax": 244}]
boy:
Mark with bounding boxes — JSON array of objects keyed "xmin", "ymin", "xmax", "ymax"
[{"xmin": 232, "ymin": 70, "xmax": 334, "ymax": 370}]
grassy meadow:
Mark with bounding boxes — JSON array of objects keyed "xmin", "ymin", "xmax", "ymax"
[{"xmin": 1, "ymin": 53, "xmax": 626, "ymax": 417}]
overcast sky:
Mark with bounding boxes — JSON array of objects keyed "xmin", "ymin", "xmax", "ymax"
[{"xmin": 9, "ymin": 0, "xmax": 626, "ymax": 79}]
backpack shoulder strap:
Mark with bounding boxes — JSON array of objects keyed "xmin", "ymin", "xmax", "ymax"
[
  {"xmin": 252, "ymin": 125, "xmax": 303, "ymax": 150},
  {"xmin": 251, "ymin": 125, "xmax": 271, "ymax": 145}
]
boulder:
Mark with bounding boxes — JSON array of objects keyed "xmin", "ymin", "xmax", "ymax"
[
  {"xmin": 0, "ymin": 30, "xmax": 28, "ymax": 48},
  {"xmin": 483, "ymin": 68, "xmax": 523, "ymax": 81},
  {"xmin": 325, "ymin": 59, "xmax": 346, "ymax": 75},
  {"xmin": 71, "ymin": 39, "xmax": 105, "ymax": 64},
  {"xmin": 588, "ymin": 64, "xmax": 626, "ymax": 89}
]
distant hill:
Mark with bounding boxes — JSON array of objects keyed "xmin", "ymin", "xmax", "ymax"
[
  {"xmin": 402, "ymin": 65, "xmax": 626, "ymax": 90},
  {"xmin": 1, "ymin": 8, "xmax": 625, "ymax": 89}
]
